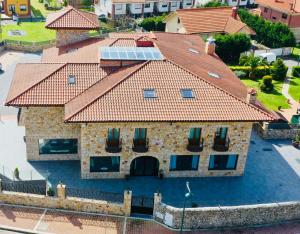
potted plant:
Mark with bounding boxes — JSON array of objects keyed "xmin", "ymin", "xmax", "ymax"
[
  {"xmin": 159, "ymin": 169, "xmax": 164, "ymax": 179},
  {"xmin": 292, "ymin": 134, "xmax": 300, "ymax": 148},
  {"xmin": 14, "ymin": 167, "xmax": 20, "ymax": 180}
]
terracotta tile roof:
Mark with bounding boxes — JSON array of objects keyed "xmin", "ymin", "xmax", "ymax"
[
  {"xmin": 110, "ymin": 38, "xmax": 137, "ymax": 47},
  {"xmin": 256, "ymin": 0, "xmax": 300, "ymax": 13},
  {"xmin": 6, "ymin": 63, "xmax": 112, "ymax": 106},
  {"xmin": 169, "ymin": 7, "xmax": 255, "ymax": 35},
  {"xmin": 224, "ymin": 17, "xmax": 256, "ymax": 35},
  {"xmin": 65, "ymin": 60, "xmax": 273, "ymax": 122},
  {"xmin": 45, "ymin": 6, "xmax": 100, "ymax": 29}
]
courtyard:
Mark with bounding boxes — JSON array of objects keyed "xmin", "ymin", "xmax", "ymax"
[{"xmin": 1, "ymin": 51, "xmax": 300, "ymax": 208}]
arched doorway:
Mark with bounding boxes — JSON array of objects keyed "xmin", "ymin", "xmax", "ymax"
[{"xmin": 130, "ymin": 156, "xmax": 159, "ymax": 176}]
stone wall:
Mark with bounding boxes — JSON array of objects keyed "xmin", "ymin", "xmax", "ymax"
[
  {"xmin": 4, "ymin": 41, "xmax": 56, "ymax": 53},
  {"xmin": 56, "ymin": 30, "xmax": 90, "ymax": 47},
  {"xmin": 153, "ymin": 195, "xmax": 300, "ymax": 229},
  {"xmin": 81, "ymin": 121, "xmax": 253, "ymax": 179},
  {"xmin": 21, "ymin": 107, "xmax": 81, "ymax": 160},
  {"xmin": 254, "ymin": 122, "xmax": 300, "ymax": 140}
]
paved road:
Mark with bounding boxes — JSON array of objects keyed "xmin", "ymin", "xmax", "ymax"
[{"xmin": 1, "ymin": 203, "xmax": 300, "ymax": 234}]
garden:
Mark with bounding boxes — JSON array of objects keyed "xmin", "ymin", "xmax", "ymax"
[{"xmin": 289, "ymin": 66, "xmax": 300, "ymax": 102}]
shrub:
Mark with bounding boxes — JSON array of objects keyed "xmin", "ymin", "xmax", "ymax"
[
  {"xmin": 138, "ymin": 15, "xmax": 166, "ymax": 31},
  {"xmin": 215, "ymin": 33, "xmax": 251, "ymax": 64},
  {"xmin": 292, "ymin": 66, "xmax": 300, "ymax": 77},
  {"xmin": 230, "ymin": 66, "xmax": 271, "ymax": 79},
  {"xmin": 260, "ymin": 75, "xmax": 274, "ymax": 92},
  {"xmin": 238, "ymin": 9, "xmax": 296, "ymax": 48},
  {"xmin": 271, "ymin": 59, "xmax": 288, "ymax": 81},
  {"xmin": 202, "ymin": 0, "xmax": 228, "ymax": 7},
  {"xmin": 47, "ymin": 187, "xmax": 55, "ymax": 197}
]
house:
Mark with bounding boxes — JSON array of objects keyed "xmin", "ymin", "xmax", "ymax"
[
  {"xmin": 6, "ymin": 8, "xmax": 274, "ymax": 179},
  {"xmin": 256, "ymin": 0, "xmax": 300, "ymax": 41},
  {"xmin": 1, "ymin": 0, "xmax": 30, "ymax": 17},
  {"xmin": 95, "ymin": 0, "xmax": 194, "ymax": 19},
  {"xmin": 195, "ymin": 0, "xmax": 256, "ymax": 7},
  {"xmin": 164, "ymin": 7, "xmax": 256, "ymax": 36}
]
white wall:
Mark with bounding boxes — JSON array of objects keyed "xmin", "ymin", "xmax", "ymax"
[
  {"xmin": 144, "ymin": 2, "xmax": 154, "ymax": 13},
  {"xmin": 114, "ymin": 3, "xmax": 126, "ymax": 15},
  {"xmin": 165, "ymin": 14, "xmax": 186, "ymax": 33},
  {"xmin": 156, "ymin": 2, "xmax": 169, "ymax": 12},
  {"xmin": 182, "ymin": 0, "xmax": 193, "ymax": 8},
  {"xmin": 170, "ymin": 1, "xmax": 180, "ymax": 11},
  {"xmin": 129, "ymin": 3, "xmax": 143, "ymax": 14}
]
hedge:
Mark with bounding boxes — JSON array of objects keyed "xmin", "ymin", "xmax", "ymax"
[
  {"xmin": 230, "ymin": 66, "xmax": 272, "ymax": 79},
  {"xmin": 292, "ymin": 66, "xmax": 300, "ymax": 77}
]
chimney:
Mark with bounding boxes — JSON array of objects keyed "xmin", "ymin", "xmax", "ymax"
[
  {"xmin": 232, "ymin": 7, "xmax": 238, "ymax": 19},
  {"xmin": 290, "ymin": 2, "xmax": 294, "ymax": 10},
  {"xmin": 205, "ymin": 37, "xmax": 215, "ymax": 56},
  {"xmin": 247, "ymin": 88, "xmax": 257, "ymax": 104}
]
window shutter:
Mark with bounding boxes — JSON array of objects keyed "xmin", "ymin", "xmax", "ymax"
[
  {"xmin": 226, "ymin": 155, "xmax": 237, "ymax": 169},
  {"xmin": 209, "ymin": 155, "xmax": 215, "ymax": 169},
  {"xmin": 170, "ymin": 155, "xmax": 177, "ymax": 170},
  {"xmin": 192, "ymin": 155, "xmax": 199, "ymax": 169}
]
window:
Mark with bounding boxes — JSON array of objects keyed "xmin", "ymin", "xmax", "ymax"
[
  {"xmin": 171, "ymin": 1, "xmax": 177, "ymax": 7},
  {"xmin": 208, "ymin": 154, "xmax": 238, "ymax": 170},
  {"xmin": 189, "ymin": 48, "xmax": 199, "ymax": 54},
  {"xmin": 144, "ymin": 3, "xmax": 151, "ymax": 8},
  {"xmin": 189, "ymin": 128, "xmax": 201, "ymax": 142},
  {"xmin": 208, "ymin": 72, "xmax": 220, "ymax": 79},
  {"xmin": 107, "ymin": 128, "xmax": 120, "ymax": 141},
  {"xmin": 135, "ymin": 4, "xmax": 142, "ymax": 9},
  {"xmin": 115, "ymin": 4, "xmax": 123, "ymax": 10},
  {"xmin": 134, "ymin": 128, "xmax": 147, "ymax": 140},
  {"xmin": 177, "ymin": 18, "xmax": 180, "ymax": 24},
  {"xmin": 264, "ymin": 7, "xmax": 268, "ymax": 13},
  {"xmin": 144, "ymin": 89, "xmax": 157, "ymax": 98},
  {"xmin": 162, "ymin": 3, "xmax": 168, "ymax": 7},
  {"xmin": 181, "ymin": 89, "xmax": 194, "ymax": 98},
  {"xmin": 68, "ymin": 75, "xmax": 76, "ymax": 84},
  {"xmin": 282, "ymin": 13, "xmax": 288, "ymax": 19},
  {"xmin": 90, "ymin": 156, "xmax": 120, "ymax": 172},
  {"xmin": 216, "ymin": 127, "xmax": 228, "ymax": 139},
  {"xmin": 20, "ymin": 5, "xmax": 27, "ymax": 11},
  {"xmin": 39, "ymin": 139, "xmax": 78, "ymax": 155},
  {"xmin": 8, "ymin": 4, "xmax": 15, "ymax": 12},
  {"xmin": 185, "ymin": 1, "xmax": 192, "ymax": 6},
  {"xmin": 170, "ymin": 155, "xmax": 199, "ymax": 171},
  {"xmin": 272, "ymin": 16, "xmax": 277, "ymax": 20}
]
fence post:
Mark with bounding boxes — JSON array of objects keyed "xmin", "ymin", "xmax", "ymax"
[
  {"xmin": 57, "ymin": 183, "xmax": 66, "ymax": 199},
  {"xmin": 123, "ymin": 190, "xmax": 132, "ymax": 216},
  {"xmin": 153, "ymin": 192, "xmax": 162, "ymax": 216}
]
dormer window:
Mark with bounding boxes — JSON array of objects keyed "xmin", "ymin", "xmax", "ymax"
[
  {"xmin": 181, "ymin": 89, "xmax": 194, "ymax": 98},
  {"xmin": 68, "ymin": 75, "xmax": 76, "ymax": 84},
  {"xmin": 144, "ymin": 89, "xmax": 157, "ymax": 98}
]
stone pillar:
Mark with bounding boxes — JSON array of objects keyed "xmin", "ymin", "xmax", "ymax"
[
  {"xmin": 57, "ymin": 183, "xmax": 66, "ymax": 199},
  {"xmin": 153, "ymin": 192, "xmax": 162, "ymax": 215},
  {"xmin": 247, "ymin": 88, "xmax": 257, "ymax": 105},
  {"xmin": 205, "ymin": 37, "xmax": 216, "ymax": 56},
  {"xmin": 123, "ymin": 190, "xmax": 132, "ymax": 216}
]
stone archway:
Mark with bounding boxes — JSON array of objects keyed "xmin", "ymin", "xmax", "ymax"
[{"xmin": 130, "ymin": 156, "xmax": 159, "ymax": 176}]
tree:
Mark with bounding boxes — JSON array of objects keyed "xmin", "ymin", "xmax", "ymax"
[
  {"xmin": 240, "ymin": 54, "xmax": 269, "ymax": 79},
  {"xmin": 138, "ymin": 15, "xmax": 166, "ymax": 32},
  {"xmin": 238, "ymin": 9, "xmax": 296, "ymax": 48},
  {"xmin": 215, "ymin": 33, "xmax": 251, "ymax": 64},
  {"xmin": 260, "ymin": 75, "xmax": 274, "ymax": 92},
  {"xmin": 271, "ymin": 59, "xmax": 288, "ymax": 81},
  {"xmin": 200, "ymin": 1, "xmax": 228, "ymax": 7}
]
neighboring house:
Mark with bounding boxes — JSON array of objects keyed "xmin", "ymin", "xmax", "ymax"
[
  {"xmin": 164, "ymin": 7, "xmax": 256, "ymax": 36},
  {"xmin": 1, "ymin": 0, "xmax": 30, "ymax": 17},
  {"xmin": 256, "ymin": 0, "xmax": 300, "ymax": 41},
  {"xmin": 195, "ymin": 0, "xmax": 255, "ymax": 7},
  {"xmin": 95, "ymin": 0, "xmax": 194, "ymax": 19},
  {"xmin": 6, "ymin": 8, "xmax": 274, "ymax": 179}
]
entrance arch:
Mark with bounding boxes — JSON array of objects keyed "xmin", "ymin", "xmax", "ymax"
[{"xmin": 130, "ymin": 156, "xmax": 159, "ymax": 176}]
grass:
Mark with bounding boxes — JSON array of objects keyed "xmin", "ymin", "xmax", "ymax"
[
  {"xmin": 241, "ymin": 78, "xmax": 290, "ymax": 111},
  {"xmin": 292, "ymin": 48, "xmax": 300, "ymax": 56},
  {"xmin": 30, "ymin": 0, "xmax": 61, "ymax": 17},
  {"xmin": 289, "ymin": 77, "xmax": 300, "ymax": 102},
  {"xmin": 2, "ymin": 22, "xmax": 56, "ymax": 42}
]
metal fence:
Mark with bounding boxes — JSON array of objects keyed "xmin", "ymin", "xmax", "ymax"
[
  {"xmin": 268, "ymin": 122, "xmax": 291, "ymax": 130},
  {"xmin": 1, "ymin": 180, "xmax": 47, "ymax": 195},
  {"xmin": 66, "ymin": 187, "xmax": 124, "ymax": 204}
]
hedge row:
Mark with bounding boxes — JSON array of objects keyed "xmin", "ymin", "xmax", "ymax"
[
  {"xmin": 230, "ymin": 66, "xmax": 272, "ymax": 79},
  {"xmin": 292, "ymin": 66, "xmax": 300, "ymax": 77}
]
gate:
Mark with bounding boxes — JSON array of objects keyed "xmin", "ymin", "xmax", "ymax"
[{"xmin": 131, "ymin": 195, "xmax": 154, "ymax": 215}]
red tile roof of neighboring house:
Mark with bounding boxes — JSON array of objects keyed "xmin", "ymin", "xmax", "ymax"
[
  {"xmin": 256, "ymin": 0, "xmax": 300, "ymax": 13},
  {"xmin": 45, "ymin": 6, "xmax": 100, "ymax": 29},
  {"xmin": 167, "ymin": 7, "xmax": 255, "ymax": 35},
  {"xmin": 6, "ymin": 32, "xmax": 274, "ymax": 122}
]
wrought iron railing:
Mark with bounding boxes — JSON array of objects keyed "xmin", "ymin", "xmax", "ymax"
[
  {"xmin": 1, "ymin": 181, "xmax": 46, "ymax": 195},
  {"xmin": 187, "ymin": 138, "xmax": 204, "ymax": 152},
  {"xmin": 105, "ymin": 138, "xmax": 122, "ymax": 153},
  {"xmin": 132, "ymin": 138, "xmax": 149, "ymax": 153},
  {"xmin": 213, "ymin": 135, "xmax": 230, "ymax": 152},
  {"xmin": 66, "ymin": 187, "xmax": 124, "ymax": 204}
]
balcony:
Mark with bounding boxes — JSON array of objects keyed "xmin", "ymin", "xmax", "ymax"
[
  {"xmin": 105, "ymin": 139, "xmax": 122, "ymax": 153},
  {"xmin": 186, "ymin": 138, "xmax": 204, "ymax": 152},
  {"xmin": 132, "ymin": 138, "xmax": 149, "ymax": 153},
  {"xmin": 213, "ymin": 135, "xmax": 230, "ymax": 152}
]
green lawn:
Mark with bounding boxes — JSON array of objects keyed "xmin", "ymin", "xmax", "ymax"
[
  {"xmin": 31, "ymin": 0, "xmax": 62, "ymax": 17},
  {"xmin": 289, "ymin": 77, "xmax": 300, "ymax": 102},
  {"xmin": 292, "ymin": 48, "xmax": 300, "ymax": 56},
  {"xmin": 2, "ymin": 22, "xmax": 56, "ymax": 42},
  {"xmin": 241, "ymin": 78, "xmax": 290, "ymax": 111}
]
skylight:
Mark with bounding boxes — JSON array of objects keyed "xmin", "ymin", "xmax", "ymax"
[
  {"xmin": 208, "ymin": 72, "xmax": 220, "ymax": 79},
  {"xmin": 181, "ymin": 89, "xmax": 194, "ymax": 98},
  {"xmin": 188, "ymin": 48, "xmax": 199, "ymax": 54},
  {"xmin": 68, "ymin": 75, "xmax": 76, "ymax": 84},
  {"xmin": 144, "ymin": 89, "xmax": 157, "ymax": 98},
  {"xmin": 100, "ymin": 47, "xmax": 164, "ymax": 61}
]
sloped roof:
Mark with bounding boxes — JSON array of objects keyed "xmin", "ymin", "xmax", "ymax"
[
  {"xmin": 65, "ymin": 60, "xmax": 273, "ymax": 122},
  {"xmin": 224, "ymin": 17, "xmax": 256, "ymax": 35},
  {"xmin": 256, "ymin": 0, "xmax": 300, "ymax": 13},
  {"xmin": 167, "ymin": 7, "xmax": 255, "ymax": 35},
  {"xmin": 45, "ymin": 6, "xmax": 100, "ymax": 29}
]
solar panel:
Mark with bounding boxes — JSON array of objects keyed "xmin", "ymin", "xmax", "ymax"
[{"xmin": 100, "ymin": 47, "xmax": 164, "ymax": 61}]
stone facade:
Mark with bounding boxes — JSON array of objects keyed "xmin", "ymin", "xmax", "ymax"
[
  {"xmin": 56, "ymin": 30, "xmax": 90, "ymax": 47},
  {"xmin": 153, "ymin": 199, "xmax": 300, "ymax": 229},
  {"xmin": 21, "ymin": 107, "xmax": 253, "ymax": 179}
]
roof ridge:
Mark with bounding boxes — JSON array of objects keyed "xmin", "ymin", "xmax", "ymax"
[
  {"xmin": 6, "ymin": 63, "xmax": 67, "ymax": 105},
  {"xmin": 46, "ymin": 7, "xmax": 74, "ymax": 27},
  {"xmin": 73, "ymin": 8, "xmax": 99, "ymax": 27},
  {"xmin": 164, "ymin": 59, "xmax": 274, "ymax": 120},
  {"xmin": 65, "ymin": 62, "xmax": 150, "ymax": 121}
]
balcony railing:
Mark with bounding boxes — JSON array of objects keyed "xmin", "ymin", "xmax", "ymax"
[
  {"xmin": 213, "ymin": 135, "xmax": 230, "ymax": 152},
  {"xmin": 105, "ymin": 139, "xmax": 122, "ymax": 153},
  {"xmin": 132, "ymin": 138, "xmax": 149, "ymax": 153},
  {"xmin": 187, "ymin": 138, "xmax": 204, "ymax": 152}
]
